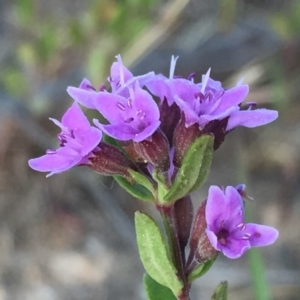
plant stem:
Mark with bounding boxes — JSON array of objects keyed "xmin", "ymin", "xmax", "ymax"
[{"xmin": 158, "ymin": 205, "xmax": 190, "ymax": 300}]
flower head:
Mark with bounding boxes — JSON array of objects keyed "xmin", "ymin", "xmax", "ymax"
[
  {"xmin": 205, "ymin": 185, "xmax": 278, "ymax": 259},
  {"xmin": 174, "ymin": 70, "xmax": 278, "ymax": 131},
  {"xmin": 28, "ymin": 103, "xmax": 102, "ymax": 177},
  {"xmin": 146, "ymin": 56, "xmax": 277, "ymax": 132},
  {"xmin": 67, "ymin": 55, "xmax": 155, "ymax": 108},
  {"xmin": 92, "ymin": 85, "xmax": 161, "ymax": 142}
]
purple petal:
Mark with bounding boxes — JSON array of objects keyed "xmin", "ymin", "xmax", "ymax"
[
  {"xmin": 146, "ymin": 75, "xmax": 173, "ymax": 104},
  {"xmin": 131, "ymin": 88, "xmax": 160, "ymax": 122},
  {"xmin": 174, "ymin": 95, "xmax": 199, "ymax": 127},
  {"xmin": 213, "ymin": 85, "xmax": 249, "ymax": 114},
  {"xmin": 93, "ymin": 93, "xmax": 127, "ymax": 123},
  {"xmin": 224, "ymin": 186, "xmax": 244, "ymax": 227},
  {"xmin": 110, "ymin": 55, "xmax": 133, "ymax": 87},
  {"xmin": 219, "ymin": 237, "xmax": 251, "ymax": 259},
  {"xmin": 206, "ymin": 186, "xmax": 229, "ymax": 231},
  {"xmin": 95, "ymin": 120, "xmax": 160, "ymax": 142},
  {"xmin": 117, "ymin": 71, "xmax": 155, "ymax": 96},
  {"xmin": 206, "ymin": 229, "xmax": 218, "ymax": 249},
  {"xmin": 61, "ymin": 102, "xmax": 90, "ymax": 130},
  {"xmin": 79, "ymin": 78, "xmax": 95, "ymax": 91},
  {"xmin": 133, "ymin": 120, "xmax": 161, "ymax": 142},
  {"xmin": 246, "ymin": 223, "xmax": 279, "ymax": 247},
  {"xmin": 94, "ymin": 121, "xmax": 137, "ymax": 141},
  {"xmin": 28, "ymin": 147, "xmax": 81, "ymax": 177},
  {"xmin": 227, "ymin": 109, "xmax": 278, "ymax": 130},
  {"xmin": 74, "ymin": 126, "xmax": 102, "ymax": 156},
  {"xmin": 172, "ymin": 78, "xmax": 198, "ymax": 102},
  {"xmin": 67, "ymin": 87, "xmax": 97, "ymax": 109}
]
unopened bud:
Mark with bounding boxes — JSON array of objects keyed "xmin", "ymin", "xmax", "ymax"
[
  {"xmin": 174, "ymin": 195, "xmax": 194, "ymax": 250},
  {"xmin": 173, "ymin": 114, "xmax": 201, "ymax": 167},
  {"xmin": 202, "ymin": 117, "xmax": 229, "ymax": 151},
  {"xmin": 188, "ymin": 199, "xmax": 218, "ymax": 264},
  {"xmin": 134, "ymin": 129, "xmax": 170, "ymax": 172},
  {"xmin": 159, "ymin": 101, "xmax": 181, "ymax": 146},
  {"xmin": 88, "ymin": 142, "xmax": 135, "ymax": 180}
]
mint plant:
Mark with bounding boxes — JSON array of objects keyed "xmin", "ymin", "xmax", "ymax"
[{"xmin": 29, "ymin": 55, "xmax": 278, "ymax": 300}]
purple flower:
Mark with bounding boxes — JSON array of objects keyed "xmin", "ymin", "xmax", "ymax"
[
  {"xmin": 174, "ymin": 69, "xmax": 278, "ymax": 130},
  {"xmin": 92, "ymin": 86, "xmax": 161, "ymax": 142},
  {"xmin": 146, "ymin": 56, "xmax": 278, "ymax": 130},
  {"xmin": 28, "ymin": 103, "xmax": 102, "ymax": 177},
  {"xmin": 205, "ymin": 185, "xmax": 278, "ymax": 259},
  {"xmin": 67, "ymin": 55, "xmax": 155, "ymax": 108}
]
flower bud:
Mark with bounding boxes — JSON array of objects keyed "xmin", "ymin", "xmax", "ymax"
[
  {"xmin": 202, "ymin": 117, "xmax": 229, "ymax": 151},
  {"xmin": 88, "ymin": 142, "xmax": 136, "ymax": 180},
  {"xmin": 174, "ymin": 195, "xmax": 194, "ymax": 250},
  {"xmin": 159, "ymin": 101, "xmax": 181, "ymax": 146},
  {"xmin": 173, "ymin": 114, "xmax": 201, "ymax": 168},
  {"xmin": 188, "ymin": 200, "xmax": 218, "ymax": 264},
  {"xmin": 134, "ymin": 129, "xmax": 170, "ymax": 172}
]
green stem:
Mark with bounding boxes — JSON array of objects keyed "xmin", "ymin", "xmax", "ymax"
[{"xmin": 158, "ymin": 205, "xmax": 190, "ymax": 300}]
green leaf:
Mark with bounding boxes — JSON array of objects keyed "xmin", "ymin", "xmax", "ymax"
[
  {"xmin": 188, "ymin": 256, "xmax": 217, "ymax": 283},
  {"xmin": 189, "ymin": 136, "xmax": 213, "ymax": 193},
  {"xmin": 135, "ymin": 212, "xmax": 183, "ymax": 296},
  {"xmin": 128, "ymin": 170, "xmax": 155, "ymax": 195},
  {"xmin": 163, "ymin": 135, "xmax": 214, "ymax": 203},
  {"xmin": 144, "ymin": 273, "xmax": 177, "ymax": 300},
  {"xmin": 210, "ymin": 281, "xmax": 228, "ymax": 300},
  {"xmin": 114, "ymin": 176, "xmax": 154, "ymax": 202}
]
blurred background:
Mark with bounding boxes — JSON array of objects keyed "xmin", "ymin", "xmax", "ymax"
[{"xmin": 0, "ymin": 0, "xmax": 300, "ymax": 299}]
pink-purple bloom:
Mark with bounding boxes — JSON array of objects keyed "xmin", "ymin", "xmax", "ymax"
[
  {"xmin": 28, "ymin": 103, "xmax": 102, "ymax": 177},
  {"xmin": 205, "ymin": 185, "xmax": 278, "ymax": 259},
  {"xmin": 67, "ymin": 55, "xmax": 159, "ymax": 142},
  {"xmin": 67, "ymin": 55, "xmax": 155, "ymax": 108},
  {"xmin": 146, "ymin": 56, "xmax": 278, "ymax": 131},
  {"xmin": 92, "ymin": 86, "xmax": 161, "ymax": 142}
]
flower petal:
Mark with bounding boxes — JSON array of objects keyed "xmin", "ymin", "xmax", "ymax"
[
  {"xmin": 79, "ymin": 78, "xmax": 95, "ymax": 91},
  {"xmin": 94, "ymin": 121, "xmax": 137, "ymax": 141},
  {"xmin": 67, "ymin": 87, "xmax": 97, "ymax": 109},
  {"xmin": 227, "ymin": 109, "xmax": 278, "ymax": 130},
  {"xmin": 93, "ymin": 93, "xmax": 127, "ymax": 124},
  {"xmin": 133, "ymin": 120, "xmax": 161, "ymax": 142},
  {"xmin": 246, "ymin": 223, "xmax": 279, "ymax": 247},
  {"xmin": 146, "ymin": 75, "xmax": 173, "ymax": 103},
  {"xmin": 172, "ymin": 78, "xmax": 198, "ymax": 103},
  {"xmin": 174, "ymin": 95, "xmax": 199, "ymax": 127},
  {"xmin": 219, "ymin": 237, "xmax": 250, "ymax": 259},
  {"xmin": 224, "ymin": 186, "xmax": 244, "ymax": 227},
  {"xmin": 206, "ymin": 229, "xmax": 219, "ymax": 250},
  {"xmin": 94, "ymin": 119, "xmax": 160, "ymax": 142},
  {"xmin": 214, "ymin": 85, "xmax": 249, "ymax": 114},
  {"xmin": 206, "ymin": 186, "xmax": 229, "ymax": 231},
  {"xmin": 117, "ymin": 71, "xmax": 155, "ymax": 96},
  {"xmin": 110, "ymin": 55, "xmax": 133, "ymax": 87},
  {"xmin": 131, "ymin": 88, "xmax": 160, "ymax": 122},
  {"xmin": 74, "ymin": 126, "xmax": 102, "ymax": 156},
  {"xmin": 61, "ymin": 102, "xmax": 90, "ymax": 130},
  {"xmin": 28, "ymin": 147, "xmax": 81, "ymax": 177}
]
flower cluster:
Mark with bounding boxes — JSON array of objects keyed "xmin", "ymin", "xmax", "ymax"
[
  {"xmin": 29, "ymin": 55, "xmax": 278, "ymax": 262},
  {"xmin": 29, "ymin": 55, "xmax": 277, "ymax": 178}
]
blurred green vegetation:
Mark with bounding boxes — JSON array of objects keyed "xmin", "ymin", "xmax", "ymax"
[{"xmin": 1, "ymin": 0, "xmax": 159, "ymax": 106}]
